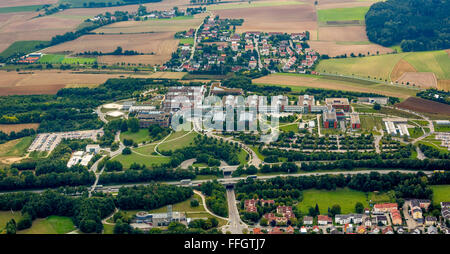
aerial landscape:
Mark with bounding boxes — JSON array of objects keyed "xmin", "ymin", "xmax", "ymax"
[{"xmin": 0, "ymin": 0, "xmax": 449, "ymax": 241}]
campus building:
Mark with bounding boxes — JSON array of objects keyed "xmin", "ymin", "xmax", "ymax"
[{"xmin": 325, "ymin": 98, "xmax": 350, "ymax": 112}]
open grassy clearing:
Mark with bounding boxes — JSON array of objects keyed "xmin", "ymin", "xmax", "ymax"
[
  {"xmin": 297, "ymin": 188, "xmax": 369, "ymax": 215},
  {"xmin": 367, "ymin": 190, "xmax": 396, "ymax": 203},
  {"xmin": 17, "ymin": 216, "xmax": 75, "ymax": 234},
  {"xmin": 112, "ymin": 152, "xmax": 170, "ymax": 169},
  {"xmin": 103, "ymin": 223, "xmax": 114, "ymax": 234},
  {"xmin": 148, "ymin": 193, "xmax": 204, "ymax": 213},
  {"xmin": 0, "ymin": 136, "xmax": 33, "ymax": 158},
  {"xmin": 0, "ymin": 123, "xmax": 39, "ymax": 134},
  {"xmin": 279, "ymin": 123, "xmax": 299, "ymax": 133},
  {"xmin": 157, "ymin": 131, "xmax": 197, "ymax": 152},
  {"xmin": 120, "ymin": 129, "xmax": 151, "ymax": 144},
  {"xmin": 359, "ymin": 115, "xmax": 383, "ymax": 134},
  {"xmin": 430, "ymin": 185, "xmax": 450, "ymax": 206}
]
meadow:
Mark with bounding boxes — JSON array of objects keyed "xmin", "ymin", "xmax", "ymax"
[
  {"xmin": 120, "ymin": 129, "xmax": 151, "ymax": 144},
  {"xmin": 0, "ymin": 5, "xmax": 44, "ymax": 14},
  {"xmin": 17, "ymin": 216, "xmax": 75, "ymax": 234},
  {"xmin": 430, "ymin": 185, "xmax": 450, "ymax": 205},
  {"xmin": 0, "ymin": 136, "xmax": 33, "ymax": 158},
  {"xmin": 0, "ymin": 40, "xmax": 49, "ymax": 60},
  {"xmin": 297, "ymin": 188, "xmax": 369, "ymax": 214}
]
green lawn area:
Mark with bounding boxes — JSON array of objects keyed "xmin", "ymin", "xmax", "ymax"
[
  {"xmin": 408, "ymin": 127, "xmax": 424, "ymax": 139},
  {"xmin": 435, "ymin": 125, "xmax": 450, "ymax": 132},
  {"xmin": 120, "ymin": 129, "xmax": 151, "ymax": 144},
  {"xmin": 0, "ymin": 211, "xmax": 23, "ymax": 233},
  {"xmin": 157, "ymin": 131, "xmax": 197, "ymax": 152},
  {"xmin": 0, "ymin": 5, "xmax": 44, "ymax": 14},
  {"xmin": 148, "ymin": 193, "xmax": 205, "ymax": 213},
  {"xmin": 360, "ymin": 115, "xmax": 383, "ymax": 134},
  {"xmin": 409, "ymin": 120, "xmax": 429, "ymax": 127},
  {"xmin": 249, "ymin": 145, "xmax": 265, "ymax": 160},
  {"xmin": 368, "ymin": 190, "xmax": 396, "ymax": 203},
  {"xmin": 18, "ymin": 216, "xmax": 75, "ymax": 234},
  {"xmin": 0, "ymin": 136, "xmax": 33, "ymax": 158},
  {"xmin": 297, "ymin": 188, "xmax": 369, "ymax": 214},
  {"xmin": 238, "ymin": 149, "xmax": 249, "ymax": 165},
  {"xmin": 431, "ymin": 185, "xmax": 450, "ymax": 205},
  {"xmin": 112, "ymin": 152, "xmax": 170, "ymax": 169},
  {"xmin": 317, "ymin": 7, "xmax": 370, "ymax": 22},
  {"xmin": 103, "ymin": 223, "xmax": 114, "ymax": 234},
  {"xmin": 179, "ymin": 38, "xmax": 194, "ymax": 45},
  {"xmin": 0, "ymin": 40, "xmax": 49, "ymax": 60},
  {"xmin": 279, "ymin": 123, "xmax": 299, "ymax": 133}
]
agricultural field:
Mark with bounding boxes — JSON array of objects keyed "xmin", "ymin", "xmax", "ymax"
[
  {"xmin": 317, "ymin": 6, "xmax": 369, "ymax": 24},
  {"xmin": 207, "ymin": 0, "xmax": 305, "ymax": 11},
  {"xmin": 315, "ymin": 50, "xmax": 450, "ymax": 90},
  {"xmin": 17, "ymin": 216, "xmax": 76, "ymax": 234},
  {"xmin": 94, "ymin": 13, "xmax": 206, "ymax": 34},
  {"xmin": 215, "ymin": 3, "xmax": 317, "ymax": 36},
  {"xmin": 0, "ymin": 40, "xmax": 49, "ymax": 60},
  {"xmin": 0, "ymin": 5, "xmax": 45, "ymax": 14},
  {"xmin": 397, "ymin": 97, "xmax": 450, "ymax": 120},
  {"xmin": 297, "ymin": 188, "xmax": 369, "ymax": 214},
  {"xmin": 253, "ymin": 73, "xmax": 418, "ymax": 99},
  {"xmin": 0, "ymin": 70, "xmax": 145, "ymax": 96},
  {"xmin": 38, "ymin": 54, "xmax": 96, "ymax": 65},
  {"xmin": 0, "ymin": 123, "xmax": 39, "ymax": 134},
  {"xmin": 0, "ymin": 1, "xmax": 57, "ymax": 8},
  {"xmin": 430, "ymin": 185, "xmax": 450, "ymax": 206}
]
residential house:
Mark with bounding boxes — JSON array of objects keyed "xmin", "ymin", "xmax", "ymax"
[
  {"xmin": 303, "ymin": 216, "xmax": 313, "ymax": 225},
  {"xmin": 373, "ymin": 203, "xmax": 398, "ymax": 213},
  {"xmin": 318, "ymin": 215, "xmax": 332, "ymax": 225},
  {"xmin": 425, "ymin": 216, "xmax": 437, "ymax": 226}
]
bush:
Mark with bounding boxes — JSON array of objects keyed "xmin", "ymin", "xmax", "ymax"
[
  {"xmin": 190, "ymin": 199, "xmax": 199, "ymax": 207},
  {"xmin": 122, "ymin": 147, "xmax": 132, "ymax": 155}
]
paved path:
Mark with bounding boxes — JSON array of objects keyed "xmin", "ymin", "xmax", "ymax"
[
  {"xmin": 223, "ymin": 188, "xmax": 247, "ymax": 234},
  {"xmin": 193, "ymin": 190, "xmax": 229, "ymax": 221}
]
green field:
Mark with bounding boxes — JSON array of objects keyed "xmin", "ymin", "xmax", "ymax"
[
  {"xmin": 148, "ymin": 193, "xmax": 204, "ymax": 213},
  {"xmin": 0, "ymin": 41, "xmax": 49, "ymax": 60},
  {"xmin": 112, "ymin": 152, "xmax": 170, "ymax": 169},
  {"xmin": 18, "ymin": 216, "xmax": 75, "ymax": 234},
  {"xmin": 120, "ymin": 129, "xmax": 151, "ymax": 144},
  {"xmin": 315, "ymin": 50, "xmax": 450, "ymax": 81},
  {"xmin": 59, "ymin": 0, "xmax": 126, "ymax": 8},
  {"xmin": 157, "ymin": 131, "xmax": 197, "ymax": 152},
  {"xmin": 359, "ymin": 115, "xmax": 383, "ymax": 134},
  {"xmin": 279, "ymin": 123, "xmax": 299, "ymax": 133},
  {"xmin": 317, "ymin": 7, "xmax": 370, "ymax": 23},
  {"xmin": 435, "ymin": 125, "xmax": 450, "ymax": 132},
  {"xmin": 0, "ymin": 136, "xmax": 33, "ymax": 158},
  {"xmin": 297, "ymin": 188, "xmax": 369, "ymax": 214},
  {"xmin": 103, "ymin": 223, "xmax": 114, "ymax": 234},
  {"xmin": 431, "ymin": 185, "xmax": 450, "ymax": 205},
  {"xmin": 0, "ymin": 5, "xmax": 45, "ymax": 14},
  {"xmin": 38, "ymin": 54, "xmax": 96, "ymax": 65},
  {"xmin": 179, "ymin": 38, "xmax": 194, "ymax": 45},
  {"xmin": 408, "ymin": 127, "xmax": 424, "ymax": 139}
]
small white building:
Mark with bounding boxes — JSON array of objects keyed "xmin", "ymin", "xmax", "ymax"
[{"xmin": 86, "ymin": 144, "xmax": 100, "ymax": 154}]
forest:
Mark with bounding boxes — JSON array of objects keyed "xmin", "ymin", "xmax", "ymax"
[{"xmin": 365, "ymin": 0, "xmax": 450, "ymax": 51}]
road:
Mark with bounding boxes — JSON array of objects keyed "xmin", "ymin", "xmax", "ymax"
[
  {"xmin": 223, "ymin": 188, "xmax": 247, "ymax": 234},
  {"xmin": 416, "ymin": 146, "xmax": 426, "ymax": 160},
  {"xmin": 96, "ymin": 106, "xmax": 108, "ymax": 124}
]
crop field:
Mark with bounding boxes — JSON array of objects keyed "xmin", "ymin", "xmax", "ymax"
[
  {"xmin": 94, "ymin": 13, "xmax": 206, "ymax": 34},
  {"xmin": 297, "ymin": 188, "xmax": 369, "ymax": 214},
  {"xmin": 0, "ymin": 12, "xmax": 84, "ymax": 53},
  {"xmin": 207, "ymin": 0, "xmax": 305, "ymax": 10},
  {"xmin": 0, "ymin": 40, "xmax": 49, "ymax": 60},
  {"xmin": 0, "ymin": 70, "xmax": 146, "ymax": 96},
  {"xmin": 0, "ymin": 123, "xmax": 39, "ymax": 134},
  {"xmin": 0, "ymin": 1, "xmax": 57, "ymax": 8},
  {"xmin": 147, "ymin": 71, "xmax": 186, "ymax": 79},
  {"xmin": 315, "ymin": 50, "xmax": 450, "ymax": 90},
  {"xmin": 253, "ymin": 73, "xmax": 418, "ymax": 99},
  {"xmin": 317, "ymin": 6, "xmax": 369, "ymax": 23},
  {"xmin": 17, "ymin": 216, "xmax": 75, "ymax": 234},
  {"xmin": 309, "ymin": 41, "xmax": 393, "ymax": 57},
  {"xmin": 215, "ymin": 4, "xmax": 317, "ymax": 35},
  {"xmin": 38, "ymin": 54, "xmax": 96, "ymax": 64},
  {"xmin": 396, "ymin": 97, "xmax": 450, "ymax": 119},
  {"xmin": 0, "ymin": 5, "xmax": 45, "ymax": 14},
  {"xmin": 430, "ymin": 185, "xmax": 450, "ymax": 205}
]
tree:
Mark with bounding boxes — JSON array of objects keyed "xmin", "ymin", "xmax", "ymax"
[
  {"xmin": 260, "ymin": 217, "xmax": 268, "ymax": 226},
  {"xmin": 5, "ymin": 219, "xmax": 16, "ymax": 234},
  {"xmin": 122, "ymin": 147, "xmax": 132, "ymax": 155},
  {"xmin": 120, "ymin": 120, "xmax": 128, "ymax": 132},
  {"xmin": 190, "ymin": 199, "xmax": 199, "ymax": 207},
  {"xmin": 329, "ymin": 204, "xmax": 341, "ymax": 217},
  {"xmin": 16, "ymin": 213, "xmax": 32, "ymax": 230},
  {"xmin": 127, "ymin": 118, "xmax": 139, "ymax": 133},
  {"xmin": 355, "ymin": 202, "xmax": 364, "ymax": 214},
  {"xmin": 373, "ymin": 102, "xmax": 381, "ymax": 110}
]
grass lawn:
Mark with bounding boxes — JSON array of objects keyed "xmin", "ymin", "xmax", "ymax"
[
  {"xmin": 368, "ymin": 190, "xmax": 396, "ymax": 203},
  {"xmin": 103, "ymin": 223, "xmax": 114, "ymax": 234},
  {"xmin": 148, "ymin": 193, "xmax": 205, "ymax": 213},
  {"xmin": 0, "ymin": 136, "xmax": 33, "ymax": 158},
  {"xmin": 317, "ymin": 7, "xmax": 370, "ymax": 22},
  {"xmin": 0, "ymin": 211, "xmax": 23, "ymax": 233},
  {"xmin": 238, "ymin": 149, "xmax": 249, "ymax": 165},
  {"xmin": 120, "ymin": 129, "xmax": 151, "ymax": 144},
  {"xmin": 431, "ymin": 185, "xmax": 450, "ymax": 205},
  {"xmin": 112, "ymin": 152, "xmax": 170, "ymax": 169},
  {"xmin": 179, "ymin": 38, "xmax": 194, "ymax": 45},
  {"xmin": 408, "ymin": 127, "xmax": 424, "ymax": 139},
  {"xmin": 360, "ymin": 115, "xmax": 383, "ymax": 134},
  {"xmin": 18, "ymin": 216, "xmax": 75, "ymax": 234},
  {"xmin": 249, "ymin": 145, "xmax": 265, "ymax": 160},
  {"xmin": 279, "ymin": 123, "xmax": 299, "ymax": 133},
  {"xmin": 297, "ymin": 188, "xmax": 369, "ymax": 214},
  {"xmin": 157, "ymin": 131, "xmax": 197, "ymax": 152},
  {"xmin": 435, "ymin": 125, "xmax": 450, "ymax": 132}
]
